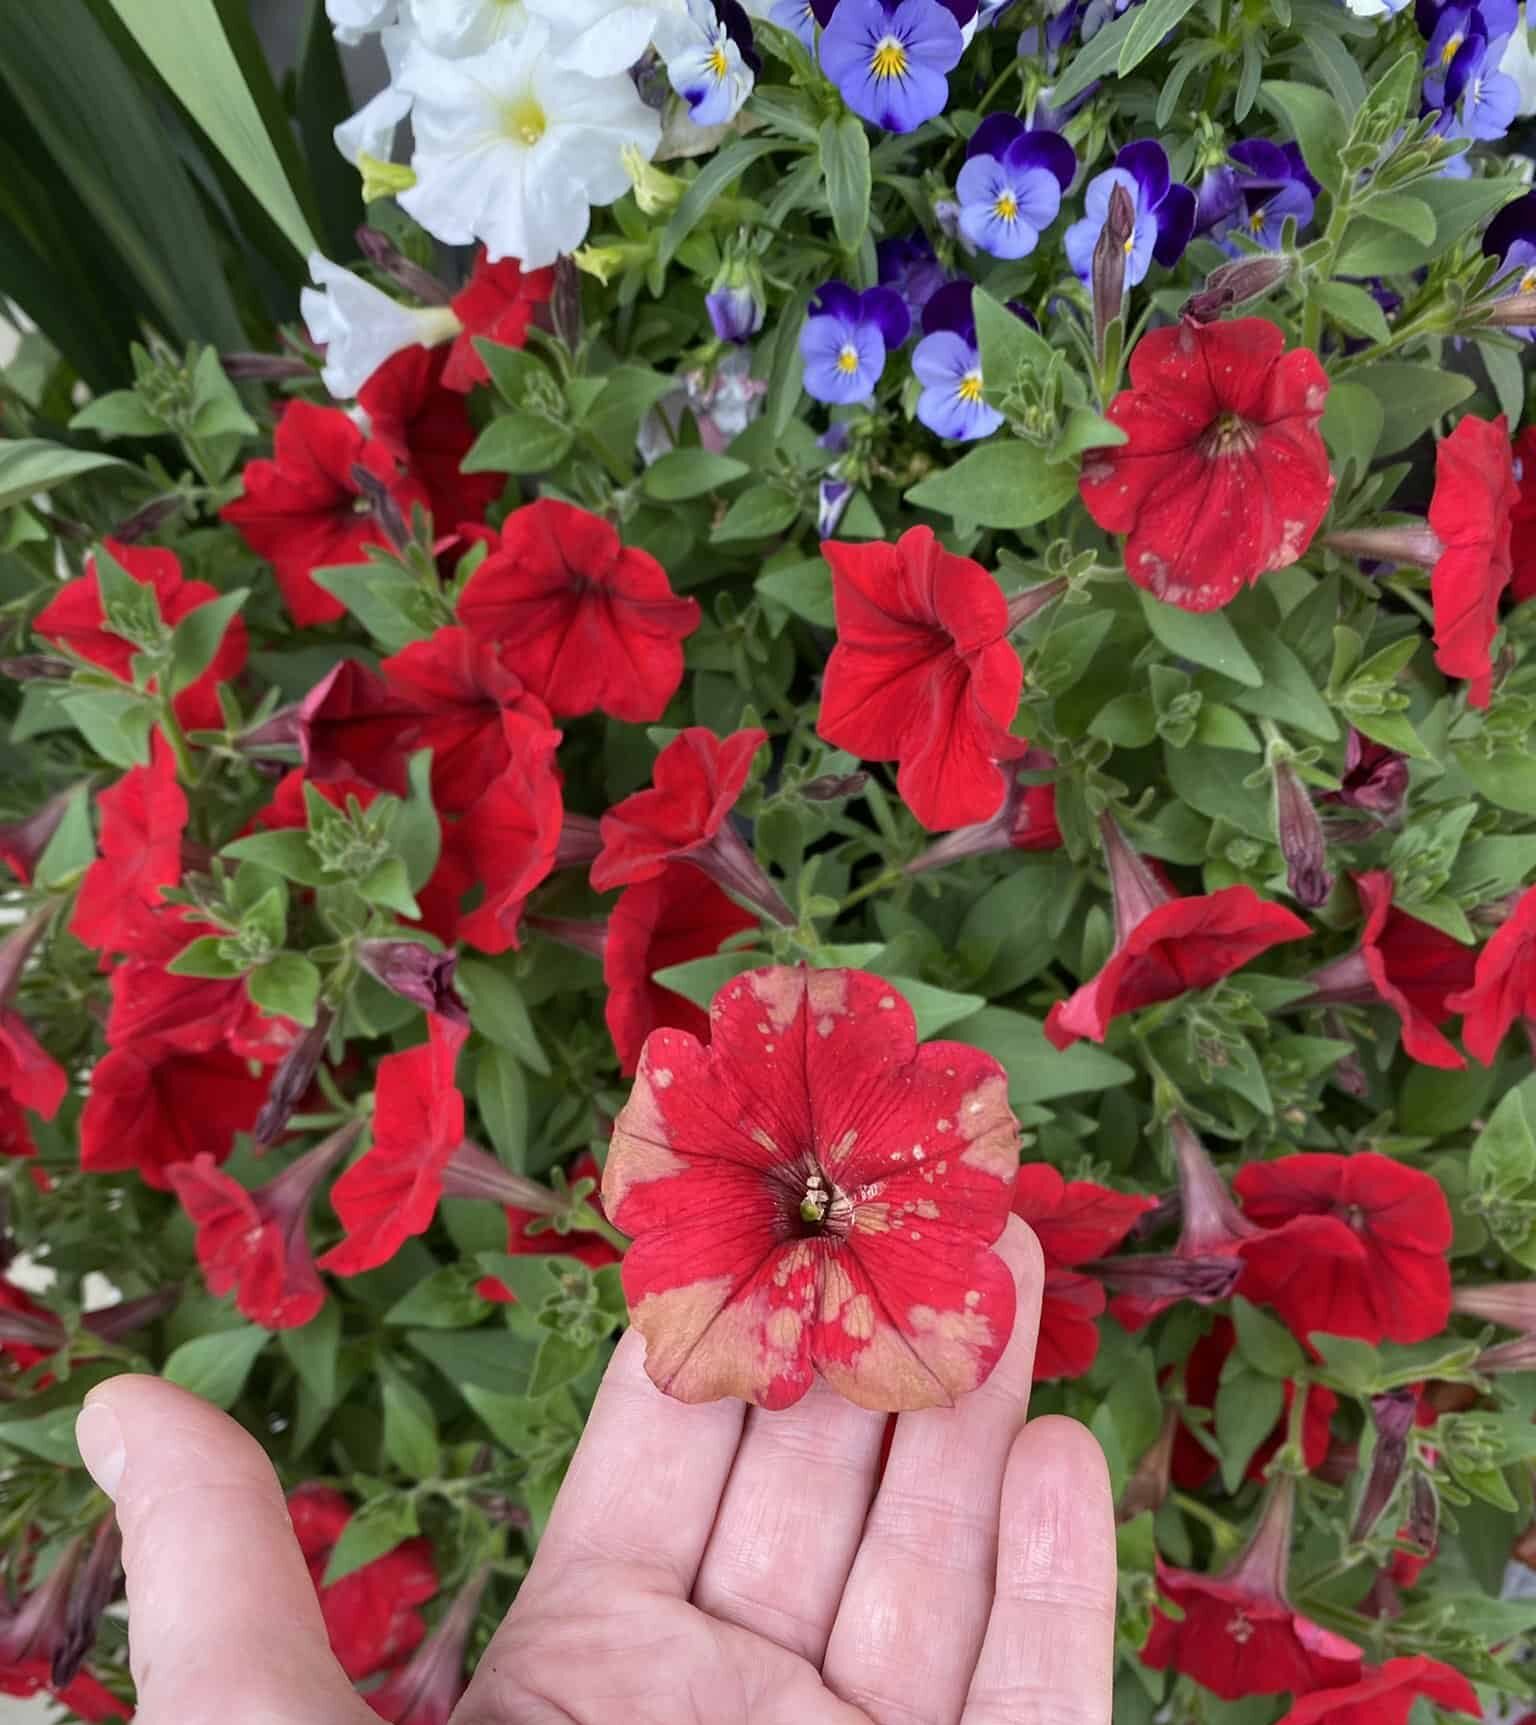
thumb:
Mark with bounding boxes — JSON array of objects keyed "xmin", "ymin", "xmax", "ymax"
[{"xmin": 76, "ymin": 1374, "xmax": 373, "ymax": 1725}]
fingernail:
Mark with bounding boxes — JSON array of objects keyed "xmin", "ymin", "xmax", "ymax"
[{"xmin": 75, "ymin": 1402, "xmax": 125, "ymax": 1500}]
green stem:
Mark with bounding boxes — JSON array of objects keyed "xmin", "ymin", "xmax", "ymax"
[
  {"xmin": 838, "ymin": 865, "xmax": 903, "ymax": 913},
  {"xmin": 578, "ymin": 1203, "xmax": 631, "ymax": 1255},
  {"xmin": 157, "ymin": 701, "xmax": 199, "ymax": 789}
]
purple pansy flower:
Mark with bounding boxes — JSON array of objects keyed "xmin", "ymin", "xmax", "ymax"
[
  {"xmin": 818, "ymin": 0, "xmax": 964, "ymax": 132},
  {"xmin": 1423, "ymin": 0, "xmax": 1520, "ymax": 136},
  {"xmin": 799, "ymin": 279, "xmax": 911, "ymax": 403},
  {"xmin": 1484, "ymin": 188, "xmax": 1536, "ymax": 338},
  {"xmin": 817, "ymin": 424, "xmax": 855, "ymax": 536},
  {"xmin": 1063, "ymin": 140, "xmax": 1197, "ymax": 286},
  {"xmin": 1203, "ymin": 140, "xmax": 1320, "ymax": 250},
  {"xmin": 955, "ymin": 117, "xmax": 1076, "ymax": 259},
  {"xmin": 706, "ymin": 257, "xmax": 765, "ymax": 344},
  {"xmin": 911, "ymin": 281, "xmax": 1003, "ymax": 442},
  {"xmin": 876, "ymin": 231, "xmax": 951, "ymax": 324}
]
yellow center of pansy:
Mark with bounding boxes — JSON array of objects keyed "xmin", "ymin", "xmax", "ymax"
[
  {"xmin": 994, "ymin": 189, "xmax": 1019, "ymax": 221},
  {"xmin": 871, "ymin": 35, "xmax": 908, "ymax": 78},
  {"xmin": 707, "ymin": 42, "xmax": 730, "ymax": 77},
  {"xmin": 957, "ymin": 370, "xmax": 985, "ymax": 403},
  {"xmin": 836, "ymin": 344, "xmax": 861, "ymax": 374}
]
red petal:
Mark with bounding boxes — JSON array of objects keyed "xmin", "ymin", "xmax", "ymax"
[{"xmin": 1429, "ymin": 413, "xmax": 1518, "ymax": 709}]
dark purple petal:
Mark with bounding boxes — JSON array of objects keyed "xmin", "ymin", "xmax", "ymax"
[
  {"xmin": 1280, "ymin": 140, "xmax": 1322, "ymax": 198},
  {"xmin": 1115, "ymin": 138, "xmax": 1171, "ymax": 211},
  {"xmin": 718, "ymin": 0, "xmax": 764, "ymax": 72},
  {"xmin": 810, "ymin": 278, "xmax": 863, "ymax": 321},
  {"xmin": 811, "ymin": 0, "xmax": 839, "ymax": 24},
  {"xmin": 967, "ymin": 112, "xmax": 1025, "ymax": 159},
  {"xmin": 858, "ymin": 284, "xmax": 912, "ymax": 348},
  {"xmin": 1002, "ymin": 127, "xmax": 1077, "ymax": 190},
  {"xmin": 937, "ymin": 0, "xmax": 978, "ymax": 25},
  {"xmin": 920, "ymin": 276, "xmax": 976, "ymax": 338},
  {"xmin": 1150, "ymin": 179, "xmax": 1197, "ymax": 266},
  {"xmin": 1229, "ymin": 137, "xmax": 1291, "ymax": 181},
  {"xmin": 1194, "ymin": 164, "xmax": 1239, "ymax": 234},
  {"xmin": 1444, "ymin": 31, "xmax": 1490, "ymax": 107}
]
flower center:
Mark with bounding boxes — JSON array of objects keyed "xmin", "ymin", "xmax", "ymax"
[
  {"xmin": 1200, "ymin": 410, "xmax": 1256, "ymax": 457},
  {"xmin": 707, "ymin": 41, "xmax": 730, "ymax": 77},
  {"xmin": 870, "ymin": 34, "xmax": 908, "ymax": 79},
  {"xmin": 796, "ymin": 1166, "xmax": 854, "ymax": 1238},
  {"xmin": 993, "ymin": 188, "xmax": 1019, "ymax": 222},
  {"xmin": 1522, "ymin": 268, "xmax": 1536, "ymax": 293},
  {"xmin": 503, "ymin": 95, "xmax": 548, "ymax": 146},
  {"xmin": 1226, "ymin": 1610, "xmax": 1255, "ymax": 1645},
  {"xmin": 957, "ymin": 369, "xmax": 985, "ymax": 404},
  {"xmin": 1441, "ymin": 30, "xmax": 1462, "ymax": 64},
  {"xmin": 836, "ymin": 343, "xmax": 861, "ymax": 374}
]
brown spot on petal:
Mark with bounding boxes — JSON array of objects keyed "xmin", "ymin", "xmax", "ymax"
[
  {"xmin": 605, "ymin": 1074, "xmax": 688, "ymax": 1216},
  {"xmin": 854, "ymin": 1202, "xmax": 891, "ymax": 1234},
  {"xmin": 841, "ymin": 1292, "xmax": 875, "ymax": 1340},
  {"xmin": 957, "ymin": 1074, "xmax": 1020, "ymax": 1181},
  {"xmin": 630, "ymin": 1274, "xmax": 811, "ymax": 1406},
  {"xmin": 805, "ymin": 966, "xmax": 849, "ymax": 1022},
  {"xmin": 748, "ymin": 965, "xmax": 807, "ymax": 1033},
  {"xmin": 819, "ymin": 1256, "xmax": 855, "ymax": 1322}
]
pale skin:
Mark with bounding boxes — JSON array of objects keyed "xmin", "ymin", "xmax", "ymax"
[{"xmin": 73, "ymin": 1217, "xmax": 1116, "ymax": 1725}]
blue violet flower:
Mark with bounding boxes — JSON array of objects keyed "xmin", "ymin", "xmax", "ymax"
[
  {"xmin": 911, "ymin": 281, "xmax": 1002, "ymax": 441},
  {"xmin": 955, "ymin": 117, "xmax": 1076, "ymax": 259},
  {"xmin": 799, "ymin": 279, "xmax": 911, "ymax": 403},
  {"xmin": 818, "ymin": 0, "xmax": 964, "ymax": 132},
  {"xmin": 1064, "ymin": 140, "xmax": 1196, "ymax": 285}
]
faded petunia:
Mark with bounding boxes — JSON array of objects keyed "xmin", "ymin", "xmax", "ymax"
[
  {"xmin": 1079, "ymin": 316, "xmax": 1333, "ymax": 611},
  {"xmin": 817, "ymin": 525, "xmax": 1029, "ymax": 830},
  {"xmin": 602, "ymin": 965, "xmax": 1021, "ymax": 1410},
  {"xmin": 818, "ymin": 0, "xmax": 964, "ymax": 132}
]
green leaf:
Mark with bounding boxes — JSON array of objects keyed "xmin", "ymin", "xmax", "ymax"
[
  {"xmin": 407, "ymin": 1326, "xmax": 538, "ymax": 1395},
  {"xmin": 386, "ymin": 1265, "xmax": 494, "ymax": 1329},
  {"xmin": 1455, "ymin": 744, "xmax": 1536, "ymax": 815},
  {"xmin": 357, "ymin": 855, "xmax": 419, "ymax": 917},
  {"xmin": 1215, "ymin": 1366, "xmax": 1286, "ymax": 1492},
  {"xmin": 1229, "ymin": 1295, "xmax": 1305, "ymax": 1378},
  {"xmin": 820, "ymin": 114, "xmax": 871, "ymax": 253},
  {"xmin": 1229, "ymin": 633, "xmax": 1338, "ymax": 740},
  {"xmin": 476, "ymin": 1041, "xmax": 529, "ymax": 1172},
  {"xmin": 658, "ymin": 137, "xmax": 786, "ymax": 268},
  {"xmin": 1352, "ymin": 363, "xmax": 1476, "ymax": 456},
  {"xmin": 280, "ymin": 1300, "xmax": 340, "ymax": 1409},
  {"xmin": 321, "ymin": 1494, "xmax": 420, "ymax": 1586},
  {"xmin": 528, "ymin": 1332, "xmax": 601, "ymax": 1399},
  {"xmin": 59, "ymin": 689, "xmax": 155, "ymax": 768},
  {"xmin": 162, "ymin": 1324, "xmax": 270, "ymax": 1409},
  {"xmin": 69, "ymin": 391, "xmax": 167, "ymax": 437},
  {"xmin": 0, "ymin": 439, "xmax": 130, "ymax": 511},
  {"xmin": 477, "ymin": 1252, "xmax": 561, "ymax": 1307},
  {"xmin": 458, "ymin": 959, "xmax": 550, "ymax": 1075},
  {"xmin": 1397, "ymin": 1061, "xmax": 1498, "ymax": 1136},
  {"xmin": 905, "ymin": 441, "xmax": 1078, "ymax": 529},
  {"xmin": 1320, "ymin": 379, "xmax": 1384, "ymax": 481},
  {"xmin": 1357, "ymin": 190, "xmax": 1435, "ymax": 244},
  {"xmin": 1415, "ymin": 174, "xmax": 1523, "ymax": 260},
  {"xmin": 756, "ymin": 557, "xmax": 837, "ymax": 628},
  {"xmin": 1258, "ymin": 80, "xmax": 1348, "ymax": 196},
  {"xmin": 651, "ymin": 950, "xmax": 764, "ymax": 1008},
  {"xmin": 167, "ymin": 587, "xmax": 248, "ymax": 695},
  {"xmin": 222, "ymin": 827, "xmax": 330, "ymax": 886},
  {"xmin": 307, "ymin": 565, "xmax": 433, "ymax": 653},
  {"xmin": 393, "ymin": 750, "xmax": 442, "ymax": 894},
  {"xmin": 710, "ymin": 483, "xmax": 800, "ymax": 542},
  {"xmin": 1470, "ymin": 1090, "xmax": 1536, "ymax": 1191},
  {"xmin": 475, "ymin": 340, "xmax": 548, "ymax": 406},
  {"xmin": 463, "ymin": 414, "xmax": 574, "ymax": 475},
  {"xmin": 1477, "ymin": 338, "xmax": 1526, "ymax": 429},
  {"xmin": 1335, "ymin": 219, "xmax": 1428, "ymax": 278},
  {"xmin": 1137, "ymin": 591, "xmax": 1263, "ymax": 687},
  {"xmin": 886, "ymin": 979, "xmax": 988, "ymax": 1040},
  {"xmin": 33, "ymin": 786, "xmax": 97, "ymax": 889},
  {"xmin": 1310, "ymin": 280, "xmax": 1391, "ymax": 344},
  {"xmin": 973, "ymin": 288, "xmax": 1055, "ymax": 402},
  {"xmin": 0, "ymin": 1366, "xmax": 123, "ymax": 1466},
  {"xmin": 1115, "ymin": 0, "xmax": 1204, "ymax": 73},
  {"xmin": 247, "ymin": 952, "xmax": 321, "ymax": 1026},
  {"xmin": 166, "ymin": 935, "xmax": 247, "ymax": 980},
  {"xmin": 380, "ymin": 1364, "xmax": 441, "ymax": 1479},
  {"xmin": 952, "ymin": 1007, "xmax": 1136, "ymax": 1103},
  {"xmin": 1051, "ymin": 0, "xmax": 1201, "ymax": 104},
  {"xmin": 642, "ymin": 449, "xmax": 751, "ymax": 500}
]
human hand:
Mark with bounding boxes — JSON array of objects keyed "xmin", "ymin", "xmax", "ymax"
[{"xmin": 74, "ymin": 1217, "xmax": 1115, "ymax": 1725}]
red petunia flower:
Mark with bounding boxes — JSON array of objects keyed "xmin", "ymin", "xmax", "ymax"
[
  {"xmin": 34, "ymin": 539, "xmax": 248, "ymax": 733},
  {"xmin": 358, "ymin": 344, "xmax": 502, "ymax": 532},
  {"xmin": 1511, "ymin": 424, "xmax": 1536, "ymax": 603},
  {"xmin": 1233, "ymin": 1152, "xmax": 1452, "ymax": 1346},
  {"xmin": 456, "ymin": 498, "xmax": 700, "ymax": 722},
  {"xmin": 221, "ymin": 400, "xmax": 427, "ymax": 627},
  {"xmin": 602, "ymin": 965, "xmax": 1021, "ymax": 1411},
  {"xmin": 78, "ymin": 1040, "xmax": 270, "ymax": 1188},
  {"xmin": 1446, "ymin": 883, "xmax": 1536, "ymax": 1064},
  {"xmin": 1428, "ymin": 413, "xmax": 1518, "ymax": 709},
  {"xmin": 478, "ymin": 1153, "xmax": 620, "ymax": 1300},
  {"xmin": 70, "ymin": 735, "xmax": 187, "ymax": 953},
  {"xmin": 1277, "ymin": 1655, "xmax": 1481, "ymax": 1725},
  {"xmin": 455, "ymin": 711, "xmax": 565, "ymax": 955},
  {"xmin": 1305, "ymin": 871, "xmax": 1476, "ymax": 1070},
  {"xmin": 442, "ymin": 249, "xmax": 557, "ymax": 393},
  {"xmin": 1079, "ymin": 317, "xmax": 1332, "ymax": 612},
  {"xmin": 1045, "ymin": 815, "xmax": 1309, "ymax": 1049},
  {"xmin": 1169, "ymin": 1317, "xmax": 1337, "ymax": 1490},
  {"xmin": 1009, "ymin": 1163, "xmax": 1152, "ymax": 1380},
  {"xmin": 0, "ymin": 1095, "xmax": 42, "ymax": 1173},
  {"xmin": 0, "ymin": 1667, "xmax": 128, "ymax": 1722},
  {"xmin": 364, "ymin": 1566, "xmax": 488, "ymax": 1725},
  {"xmin": 817, "ymin": 526, "xmax": 1029, "ymax": 832},
  {"xmin": 906, "ymin": 755, "xmax": 1064, "ymax": 874},
  {"xmin": 602, "ymin": 863, "xmax": 758, "ymax": 1076},
  {"xmin": 1142, "ymin": 1477, "xmax": 1363, "ymax": 1699},
  {"xmin": 288, "ymin": 1485, "xmax": 439, "ymax": 1682},
  {"xmin": 318, "ymin": 1016, "xmax": 470, "ymax": 1275},
  {"xmin": 0, "ymin": 1276, "xmax": 58, "ymax": 1371},
  {"xmin": 0, "ymin": 1009, "xmax": 66, "ymax": 1130},
  {"xmin": 166, "ymin": 1125, "xmax": 357, "ymax": 1330},
  {"xmin": 590, "ymin": 725, "xmax": 791, "ymax": 925}
]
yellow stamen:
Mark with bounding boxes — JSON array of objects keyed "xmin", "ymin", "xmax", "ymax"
[
  {"xmin": 1521, "ymin": 268, "xmax": 1536, "ymax": 293},
  {"xmin": 1249, "ymin": 207, "xmax": 1266, "ymax": 232},
  {"xmin": 993, "ymin": 189, "xmax": 1019, "ymax": 222},
  {"xmin": 836, "ymin": 344, "xmax": 861, "ymax": 374},
  {"xmin": 707, "ymin": 42, "xmax": 729, "ymax": 76},
  {"xmin": 503, "ymin": 95, "xmax": 547, "ymax": 146},
  {"xmin": 957, "ymin": 370, "xmax": 984, "ymax": 403},
  {"xmin": 1122, "ymin": 227, "xmax": 1135, "ymax": 254},
  {"xmin": 870, "ymin": 34, "xmax": 908, "ymax": 78},
  {"xmin": 1441, "ymin": 31, "xmax": 1462, "ymax": 64}
]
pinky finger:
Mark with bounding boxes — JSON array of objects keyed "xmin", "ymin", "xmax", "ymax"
[{"xmin": 961, "ymin": 1415, "xmax": 1117, "ymax": 1725}]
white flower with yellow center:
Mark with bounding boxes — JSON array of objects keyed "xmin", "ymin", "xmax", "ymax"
[
  {"xmin": 397, "ymin": 26, "xmax": 661, "ymax": 267},
  {"xmin": 300, "ymin": 254, "xmax": 463, "ymax": 400}
]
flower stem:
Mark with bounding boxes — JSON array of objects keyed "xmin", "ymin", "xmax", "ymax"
[{"xmin": 838, "ymin": 865, "xmax": 903, "ymax": 913}]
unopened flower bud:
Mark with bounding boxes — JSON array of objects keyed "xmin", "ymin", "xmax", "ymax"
[
  {"xmin": 1324, "ymin": 524, "xmax": 1444, "ymax": 566},
  {"xmin": 1091, "ymin": 180, "xmax": 1135, "ymax": 360},
  {"xmin": 356, "ymin": 940, "xmax": 469, "ymax": 1027},
  {"xmin": 253, "ymin": 1005, "xmax": 336, "ymax": 1148},
  {"xmin": 818, "ymin": 475, "xmax": 854, "ymax": 538},
  {"xmin": 350, "ymin": 463, "xmax": 410, "ymax": 551},
  {"xmin": 706, "ymin": 256, "xmax": 766, "ymax": 345},
  {"xmin": 0, "ymin": 787, "xmax": 78, "ymax": 884},
  {"xmin": 356, "ymin": 151, "xmax": 418, "ymax": 202},
  {"xmin": 1350, "ymin": 1388, "xmax": 1417, "ymax": 1543},
  {"xmin": 1271, "ymin": 750, "xmax": 1333, "ymax": 908},
  {"xmin": 220, "ymin": 351, "xmax": 315, "ymax": 381},
  {"xmin": 1182, "ymin": 253, "xmax": 1295, "ymax": 323},
  {"xmin": 355, "ymin": 225, "xmax": 452, "ymax": 305},
  {"xmin": 112, "ymin": 494, "xmax": 186, "ymax": 544},
  {"xmin": 1479, "ymin": 287, "xmax": 1536, "ymax": 327},
  {"xmin": 1321, "ymin": 730, "xmax": 1409, "ymax": 822},
  {"xmin": 800, "ymin": 770, "xmax": 869, "ymax": 802}
]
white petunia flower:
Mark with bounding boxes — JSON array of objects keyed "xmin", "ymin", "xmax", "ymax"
[
  {"xmin": 654, "ymin": 0, "xmax": 755, "ymax": 126},
  {"xmin": 405, "ymin": 0, "xmax": 533, "ymax": 54},
  {"xmin": 327, "ymin": 0, "xmax": 400, "ymax": 42},
  {"xmin": 1502, "ymin": 7, "xmax": 1536, "ymax": 116},
  {"xmin": 334, "ymin": 23, "xmax": 419, "ymax": 164},
  {"xmin": 533, "ymin": 0, "xmax": 690, "ymax": 76},
  {"xmin": 397, "ymin": 29, "xmax": 661, "ymax": 267},
  {"xmin": 301, "ymin": 254, "xmax": 463, "ymax": 399}
]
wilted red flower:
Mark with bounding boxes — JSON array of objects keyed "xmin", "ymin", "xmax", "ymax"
[
  {"xmin": 288, "ymin": 1485, "xmax": 439, "ymax": 1682},
  {"xmin": 1009, "ymin": 1163, "xmax": 1152, "ymax": 1380},
  {"xmin": 590, "ymin": 726, "xmax": 792, "ymax": 925},
  {"xmin": 1142, "ymin": 1476, "xmax": 1363, "ymax": 1698},
  {"xmin": 221, "ymin": 400, "xmax": 426, "ymax": 627},
  {"xmin": 905, "ymin": 756, "xmax": 1062, "ymax": 874},
  {"xmin": 1428, "ymin": 412, "xmax": 1518, "ymax": 709},
  {"xmin": 78, "ymin": 1040, "xmax": 269, "ymax": 1189},
  {"xmin": 1446, "ymin": 884, "xmax": 1536, "ymax": 1065},
  {"xmin": 455, "ymin": 711, "xmax": 565, "ymax": 955},
  {"xmin": 817, "ymin": 526, "xmax": 1030, "ymax": 832},
  {"xmin": 1276, "ymin": 1656, "xmax": 1481, "ymax": 1725},
  {"xmin": 602, "ymin": 863, "xmax": 757, "ymax": 1076},
  {"xmin": 1045, "ymin": 815, "xmax": 1309, "ymax": 1049},
  {"xmin": 167, "ymin": 1123, "xmax": 359, "ymax": 1329},
  {"xmin": 356, "ymin": 940, "xmax": 468, "ymax": 1027},
  {"xmin": 457, "ymin": 498, "xmax": 700, "ymax": 722},
  {"xmin": 1320, "ymin": 730, "xmax": 1409, "ymax": 822},
  {"xmin": 0, "ymin": 1522, "xmax": 129, "ymax": 1721},
  {"xmin": 0, "ymin": 789, "xmax": 75, "ymax": 887},
  {"xmin": 478, "ymin": 1152, "xmax": 621, "ymax": 1301},
  {"xmin": 1169, "ymin": 1318, "xmax": 1338, "ymax": 1490},
  {"xmin": 1233, "ymin": 1152, "xmax": 1452, "ymax": 1346},
  {"xmin": 34, "ymin": 539, "xmax": 249, "ymax": 732},
  {"xmin": 318, "ymin": 1016, "xmax": 470, "ymax": 1275},
  {"xmin": 603, "ymin": 965, "xmax": 1021, "ymax": 1411},
  {"xmin": 70, "ymin": 736, "xmax": 187, "ymax": 953},
  {"xmin": 1079, "ymin": 317, "xmax": 1332, "ymax": 611},
  {"xmin": 364, "ymin": 1565, "xmax": 489, "ymax": 1725},
  {"xmin": 441, "ymin": 249, "xmax": 557, "ymax": 392},
  {"xmin": 358, "ymin": 344, "xmax": 501, "ymax": 531},
  {"xmin": 1305, "ymin": 871, "xmax": 1476, "ymax": 1070},
  {"xmin": 0, "ymin": 1276, "xmax": 58, "ymax": 1371},
  {"xmin": 1511, "ymin": 423, "xmax": 1536, "ymax": 603}
]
